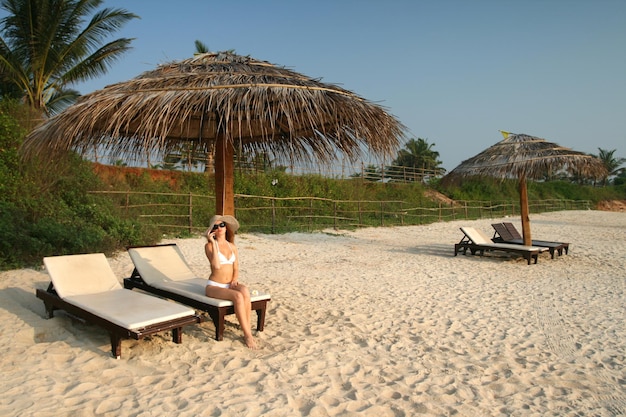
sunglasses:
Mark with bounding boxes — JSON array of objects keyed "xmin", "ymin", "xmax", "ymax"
[{"xmin": 211, "ymin": 222, "xmax": 227, "ymax": 231}]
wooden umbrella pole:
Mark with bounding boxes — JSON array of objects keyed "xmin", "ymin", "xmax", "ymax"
[
  {"xmin": 214, "ymin": 135, "xmax": 235, "ymax": 216},
  {"xmin": 519, "ymin": 176, "xmax": 532, "ymax": 246}
]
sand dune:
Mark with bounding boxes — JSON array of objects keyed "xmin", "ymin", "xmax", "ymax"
[{"xmin": 1, "ymin": 210, "xmax": 625, "ymax": 416}]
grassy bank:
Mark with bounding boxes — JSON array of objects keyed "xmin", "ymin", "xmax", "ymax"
[{"xmin": 1, "ymin": 153, "xmax": 624, "ymax": 270}]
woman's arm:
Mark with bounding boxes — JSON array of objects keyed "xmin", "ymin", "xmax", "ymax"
[{"xmin": 204, "ymin": 237, "xmax": 221, "ymax": 270}]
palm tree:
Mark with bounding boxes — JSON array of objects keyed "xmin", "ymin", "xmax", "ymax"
[
  {"xmin": 392, "ymin": 137, "xmax": 444, "ymax": 181},
  {"xmin": 593, "ymin": 148, "xmax": 626, "ymax": 185},
  {"xmin": 0, "ymin": 0, "xmax": 138, "ymax": 116},
  {"xmin": 194, "ymin": 40, "xmax": 209, "ymax": 55}
]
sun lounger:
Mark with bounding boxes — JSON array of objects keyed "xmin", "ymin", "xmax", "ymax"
[
  {"xmin": 454, "ymin": 226, "xmax": 549, "ymax": 265},
  {"xmin": 503, "ymin": 222, "xmax": 569, "ymax": 256},
  {"xmin": 36, "ymin": 253, "xmax": 201, "ymax": 359},
  {"xmin": 491, "ymin": 222, "xmax": 569, "ymax": 259},
  {"xmin": 123, "ymin": 244, "xmax": 271, "ymax": 341}
]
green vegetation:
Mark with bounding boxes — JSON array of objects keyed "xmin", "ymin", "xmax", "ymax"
[
  {"xmin": 0, "ymin": 0, "xmax": 138, "ymax": 115},
  {"xmin": 393, "ymin": 137, "xmax": 444, "ymax": 174},
  {"xmin": 1, "ymin": 101, "xmax": 624, "ymax": 270},
  {"xmin": 0, "ymin": 101, "xmax": 156, "ymax": 270},
  {"xmin": 593, "ymin": 148, "xmax": 626, "ymax": 185}
]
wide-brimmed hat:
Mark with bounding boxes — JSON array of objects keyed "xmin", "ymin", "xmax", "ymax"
[{"xmin": 206, "ymin": 214, "xmax": 240, "ymax": 237}]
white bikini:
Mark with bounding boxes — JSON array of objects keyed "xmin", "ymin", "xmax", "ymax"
[
  {"xmin": 207, "ymin": 242, "xmax": 235, "ymax": 288},
  {"xmin": 217, "ymin": 242, "xmax": 236, "ymax": 265}
]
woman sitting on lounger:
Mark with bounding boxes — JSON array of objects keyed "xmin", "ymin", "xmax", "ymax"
[{"xmin": 204, "ymin": 215, "xmax": 256, "ymax": 349}]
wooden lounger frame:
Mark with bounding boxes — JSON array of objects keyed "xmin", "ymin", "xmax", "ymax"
[
  {"xmin": 454, "ymin": 227, "xmax": 544, "ymax": 265},
  {"xmin": 454, "ymin": 241, "xmax": 540, "ymax": 265},
  {"xmin": 124, "ymin": 272, "xmax": 269, "ymax": 342},
  {"xmin": 491, "ymin": 222, "xmax": 570, "ymax": 259},
  {"xmin": 36, "ymin": 283, "xmax": 202, "ymax": 358}
]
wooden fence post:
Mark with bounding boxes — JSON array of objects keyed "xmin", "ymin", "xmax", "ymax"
[
  {"xmin": 309, "ymin": 199, "xmax": 313, "ymax": 232},
  {"xmin": 358, "ymin": 201, "xmax": 362, "ymax": 226},
  {"xmin": 188, "ymin": 193, "xmax": 193, "ymax": 234},
  {"xmin": 271, "ymin": 198, "xmax": 276, "ymax": 234}
]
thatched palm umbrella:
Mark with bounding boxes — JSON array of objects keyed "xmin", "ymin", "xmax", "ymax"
[
  {"xmin": 444, "ymin": 132, "xmax": 606, "ymax": 245},
  {"xmin": 22, "ymin": 51, "xmax": 406, "ymax": 215}
]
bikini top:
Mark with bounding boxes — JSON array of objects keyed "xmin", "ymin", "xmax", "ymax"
[{"xmin": 217, "ymin": 242, "xmax": 236, "ymax": 265}]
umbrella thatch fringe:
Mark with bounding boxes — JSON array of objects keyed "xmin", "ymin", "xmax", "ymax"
[
  {"xmin": 22, "ymin": 51, "xmax": 405, "ymax": 165},
  {"xmin": 444, "ymin": 133, "xmax": 607, "ymax": 182}
]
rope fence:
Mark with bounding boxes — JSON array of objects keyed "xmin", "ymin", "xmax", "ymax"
[{"xmin": 88, "ymin": 190, "xmax": 593, "ymax": 235}]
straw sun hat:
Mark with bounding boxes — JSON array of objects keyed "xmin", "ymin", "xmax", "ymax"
[{"xmin": 206, "ymin": 215, "xmax": 240, "ymax": 238}]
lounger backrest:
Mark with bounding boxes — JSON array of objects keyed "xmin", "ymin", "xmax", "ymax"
[
  {"xmin": 492, "ymin": 223, "xmax": 515, "ymax": 241},
  {"xmin": 503, "ymin": 222, "xmax": 523, "ymax": 239},
  {"xmin": 43, "ymin": 253, "xmax": 122, "ymax": 299},
  {"xmin": 460, "ymin": 227, "xmax": 492, "ymax": 245},
  {"xmin": 128, "ymin": 244, "xmax": 197, "ymax": 285}
]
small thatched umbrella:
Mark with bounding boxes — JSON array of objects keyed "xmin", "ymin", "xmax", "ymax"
[
  {"xmin": 443, "ymin": 132, "xmax": 606, "ymax": 245},
  {"xmin": 22, "ymin": 51, "xmax": 406, "ymax": 215}
]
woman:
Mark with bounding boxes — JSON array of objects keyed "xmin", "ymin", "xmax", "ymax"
[{"xmin": 204, "ymin": 215, "xmax": 257, "ymax": 349}]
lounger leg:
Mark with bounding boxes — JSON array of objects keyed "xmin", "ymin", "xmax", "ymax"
[
  {"xmin": 549, "ymin": 248, "xmax": 555, "ymax": 259},
  {"xmin": 207, "ymin": 311, "xmax": 226, "ymax": 341},
  {"xmin": 172, "ymin": 327, "xmax": 183, "ymax": 344},
  {"xmin": 110, "ymin": 333, "xmax": 122, "ymax": 359},
  {"xmin": 216, "ymin": 312, "xmax": 226, "ymax": 341},
  {"xmin": 256, "ymin": 307, "xmax": 266, "ymax": 332},
  {"xmin": 43, "ymin": 302, "xmax": 55, "ymax": 319}
]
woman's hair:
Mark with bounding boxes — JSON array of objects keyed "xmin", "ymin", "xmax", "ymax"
[{"xmin": 224, "ymin": 228, "xmax": 235, "ymax": 243}]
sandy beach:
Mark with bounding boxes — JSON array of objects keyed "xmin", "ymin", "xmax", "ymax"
[{"xmin": 1, "ymin": 210, "xmax": 624, "ymax": 417}]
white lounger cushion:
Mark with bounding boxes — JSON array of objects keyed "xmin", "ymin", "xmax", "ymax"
[
  {"xmin": 152, "ymin": 278, "xmax": 270, "ymax": 307},
  {"xmin": 128, "ymin": 246, "xmax": 271, "ymax": 307},
  {"xmin": 44, "ymin": 253, "xmax": 122, "ymax": 298},
  {"xmin": 66, "ymin": 289, "xmax": 195, "ymax": 329},
  {"xmin": 44, "ymin": 253, "xmax": 195, "ymax": 329},
  {"xmin": 128, "ymin": 245, "xmax": 196, "ymax": 284},
  {"xmin": 460, "ymin": 227, "xmax": 549, "ymax": 252}
]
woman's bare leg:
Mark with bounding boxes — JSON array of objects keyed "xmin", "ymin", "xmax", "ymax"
[{"xmin": 205, "ymin": 286, "xmax": 257, "ymax": 349}]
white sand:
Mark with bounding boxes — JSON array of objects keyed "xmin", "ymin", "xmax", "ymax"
[{"xmin": 1, "ymin": 210, "xmax": 625, "ymax": 417}]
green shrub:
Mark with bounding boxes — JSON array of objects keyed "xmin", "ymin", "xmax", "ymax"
[
  {"xmin": 0, "ymin": 117, "xmax": 163, "ymax": 269},
  {"xmin": 0, "ymin": 109, "xmax": 24, "ymax": 200}
]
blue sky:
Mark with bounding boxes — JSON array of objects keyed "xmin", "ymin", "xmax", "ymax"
[{"xmin": 75, "ymin": 0, "xmax": 625, "ymax": 171}]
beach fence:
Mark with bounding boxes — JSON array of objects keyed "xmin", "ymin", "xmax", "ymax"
[{"xmin": 88, "ymin": 190, "xmax": 593, "ymax": 235}]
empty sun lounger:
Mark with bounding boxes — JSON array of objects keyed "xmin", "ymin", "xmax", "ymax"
[
  {"xmin": 491, "ymin": 222, "xmax": 569, "ymax": 259},
  {"xmin": 123, "ymin": 244, "xmax": 271, "ymax": 341},
  {"xmin": 454, "ymin": 226, "xmax": 549, "ymax": 265},
  {"xmin": 36, "ymin": 253, "xmax": 201, "ymax": 359}
]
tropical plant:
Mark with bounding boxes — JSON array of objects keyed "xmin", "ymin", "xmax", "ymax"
[
  {"xmin": 592, "ymin": 148, "xmax": 626, "ymax": 185},
  {"xmin": 0, "ymin": 100, "xmax": 24, "ymax": 199},
  {"xmin": 0, "ymin": 0, "xmax": 138, "ymax": 116},
  {"xmin": 194, "ymin": 40, "xmax": 210, "ymax": 54},
  {"xmin": 391, "ymin": 137, "xmax": 444, "ymax": 181}
]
